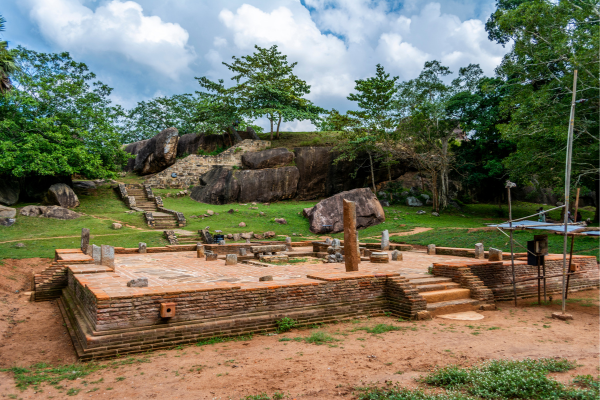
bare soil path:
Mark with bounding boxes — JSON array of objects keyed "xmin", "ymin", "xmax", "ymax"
[{"xmin": 0, "ymin": 258, "xmax": 597, "ymax": 400}]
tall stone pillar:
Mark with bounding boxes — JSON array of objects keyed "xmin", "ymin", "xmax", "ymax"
[
  {"xmin": 81, "ymin": 228, "xmax": 90, "ymax": 252},
  {"xmin": 343, "ymin": 199, "xmax": 359, "ymax": 272},
  {"xmin": 381, "ymin": 230, "xmax": 390, "ymax": 250},
  {"xmin": 101, "ymin": 245, "xmax": 115, "ymax": 269}
]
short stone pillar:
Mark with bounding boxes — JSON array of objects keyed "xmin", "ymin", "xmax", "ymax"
[
  {"xmin": 325, "ymin": 238, "xmax": 332, "ymax": 245},
  {"xmin": 381, "ymin": 230, "xmax": 390, "ymax": 250},
  {"xmin": 239, "ymin": 248, "xmax": 247, "ymax": 256},
  {"xmin": 225, "ymin": 254, "xmax": 237, "ymax": 265},
  {"xmin": 391, "ymin": 250, "xmax": 402, "ymax": 261},
  {"xmin": 81, "ymin": 228, "xmax": 90, "ymax": 252},
  {"xmin": 489, "ymin": 247, "xmax": 503, "ymax": 261},
  {"xmin": 245, "ymin": 239, "xmax": 251, "ymax": 244},
  {"xmin": 84, "ymin": 244, "xmax": 93, "ymax": 256},
  {"xmin": 427, "ymin": 244, "xmax": 436, "ymax": 255},
  {"xmin": 474, "ymin": 243, "xmax": 484, "ymax": 259},
  {"xmin": 138, "ymin": 242, "xmax": 147, "ymax": 254},
  {"xmin": 218, "ymin": 239, "xmax": 226, "ymax": 245},
  {"xmin": 363, "ymin": 249, "xmax": 372, "ymax": 258},
  {"xmin": 370, "ymin": 252, "xmax": 389, "ymax": 263},
  {"xmin": 343, "ymin": 199, "xmax": 359, "ymax": 272},
  {"xmin": 285, "ymin": 237, "xmax": 292, "ymax": 251},
  {"xmin": 91, "ymin": 244, "xmax": 101, "ymax": 264},
  {"xmin": 100, "ymin": 245, "xmax": 115, "ymax": 268},
  {"xmin": 196, "ymin": 244, "xmax": 205, "ymax": 258},
  {"xmin": 206, "ymin": 253, "xmax": 218, "ymax": 261}
]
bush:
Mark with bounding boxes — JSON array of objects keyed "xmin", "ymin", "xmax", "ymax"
[{"xmin": 275, "ymin": 317, "xmax": 297, "ymax": 332}]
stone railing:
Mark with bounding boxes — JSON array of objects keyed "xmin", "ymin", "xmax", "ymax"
[{"xmin": 144, "ymin": 212, "xmax": 155, "ymax": 228}]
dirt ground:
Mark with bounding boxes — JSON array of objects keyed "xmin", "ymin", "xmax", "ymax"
[{"xmin": 0, "ymin": 258, "xmax": 598, "ymax": 400}]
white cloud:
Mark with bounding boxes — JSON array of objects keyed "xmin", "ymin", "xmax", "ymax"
[
  {"xmin": 24, "ymin": 0, "xmax": 195, "ymax": 79},
  {"xmin": 377, "ymin": 33, "xmax": 430, "ymax": 77}
]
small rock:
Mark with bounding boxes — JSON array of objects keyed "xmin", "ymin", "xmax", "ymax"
[
  {"xmin": 228, "ymin": 209, "xmax": 235, "ymax": 214},
  {"xmin": 127, "ymin": 277, "xmax": 148, "ymax": 288},
  {"xmin": 205, "ymin": 226, "xmax": 210, "ymax": 230},
  {"xmin": 416, "ymin": 210, "xmax": 426, "ymax": 215},
  {"xmin": 431, "ymin": 212, "xmax": 440, "ymax": 217},
  {"xmin": 259, "ymin": 275, "xmax": 273, "ymax": 282},
  {"xmin": 263, "ymin": 231, "xmax": 276, "ymax": 238},
  {"xmin": 274, "ymin": 218, "xmax": 287, "ymax": 224},
  {"xmin": 0, "ymin": 205, "xmax": 17, "ymax": 218},
  {"xmin": 15, "ymin": 243, "xmax": 25, "ymax": 248},
  {"xmin": 252, "ymin": 202, "xmax": 257, "ymax": 206},
  {"xmin": 259, "ymin": 212, "xmax": 266, "ymax": 216},
  {"xmin": 239, "ymin": 222, "xmax": 246, "ymax": 227},
  {"xmin": 226, "ymin": 234, "xmax": 233, "ymax": 239},
  {"xmin": 214, "ymin": 230, "xmax": 222, "ymax": 234},
  {"xmin": 112, "ymin": 223, "xmax": 122, "ymax": 230},
  {"xmin": 207, "ymin": 210, "xmax": 214, "ymax": 216},
  {"xmin": 0, "ymin": 218, "xmax": 15, "ymax": 227}
]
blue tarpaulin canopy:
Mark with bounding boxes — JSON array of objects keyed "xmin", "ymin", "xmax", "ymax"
[{"xmin": 491, "ymin": 220, "xmax": 599, "ymax": 236}]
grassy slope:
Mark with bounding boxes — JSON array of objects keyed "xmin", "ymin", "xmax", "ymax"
[
  {"xmin": 257, "ymin": 131, "xmax": 342, "ymax": 150},
  {"xmin": 0, "ymin": 182, "xmax": 597, "ymax": 260}
]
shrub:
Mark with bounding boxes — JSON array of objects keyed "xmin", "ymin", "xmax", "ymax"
[{"xmin": 275, "ymin": 317, "xmax": 297, "ymax": 333}]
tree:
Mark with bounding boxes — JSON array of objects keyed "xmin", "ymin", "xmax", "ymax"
[
  {"xmin": 486, "ymin": 0, "xmax": 599, "ymax": 220},
  {"xmin": 0, "ymin": 15, "xmax": 18, "ymax": 93},
  {"xmin": 335, "ymin": 64, "xmax": 399, "ymax": 192},
  {"xmin": 0, "ymin": 47, "xmax": 128, "ymax": 179},
  {"xmin": 317, "ymin": 109, "xmax": 356, "ymax": 132},
  {"xmin": 199, "ymin": 45, "xmax": 323, "ymax": 140}
]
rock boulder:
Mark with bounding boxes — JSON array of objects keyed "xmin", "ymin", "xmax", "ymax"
[
  {"xmin": 46, "ymin": 183, "xmax": 80, "ymax": 208},
  {"xmin": 0, "ymin": 177, "xmax": 20, "ymax": 206},
  {"xmin": 133, "ymin": 127, "xmax": 180, "ymax": 175},
  {"xmin": 20, "ymin": 205, "xmax": 81, "ymax": 220},
  {"xmin": 123, "ymin": 139, "xmax": 149, "ymax": 172},
  {"xmin": 0, "ymin": 205, "xmax": 16, "ymax": 218},
  {"xmin": 242, "ymin": 148, "xmax": 294, "ymax": 169},
  {"xmin": 176, "ymin": 133, "xmax": 228, "ymax": 157},
  {"xmin": 303, "ymin": 188, "xmax": 385, "ymax": 234}
]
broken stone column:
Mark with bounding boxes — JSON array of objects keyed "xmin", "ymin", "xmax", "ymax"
[
  {"xmin": 343, "ymin": 199, "xmax": 359, "ymax": 272},
  {"xmin": 391, "ymin": 250, "xmax": 402, "ymax": 261},
  {"xmin": 196, "ymin": 244, "xmax": 205, "ymax": 258},
  {"xmin": 427, "ymin": 244, "xmax": 436, "ymax": 255},
  {"xmin": 381, "ymin": 230, "xmax": 390, "ymax": 250},
  {"xmin": 85, "ymin": 244, "xmax": 93, "ymax": 256},
  {"xmin": 489, "ymin": 247, "xmax": 503, "ymax": 261},
  {"xmin": 474, "ymin": 243, "xmax": 484, "ymax": 259},
  {"xmin": 91, "ymin": 244, "xmax": 101, "ymax": 264},
  {"xmin": 285, "ymin": 237, "xmax": 292, "ymax": 251},
  {"xmin": 100, "ymin": 245, "xmax": 115, "ymax": 269},
  {"xmin": 325, "ymin": 238, "xmax": 332, "ymax": 245},
  {"xmin": 127, "ymin": 277, "xmax": 148, "ymax": 287},
  {"xmin": 206, "ymin": 253, "xmax": 218, "ymax": 261},
  {"xmin": 225, "ymin": 254, "xmax": 237, "ymax": 265},
  {"xmin": 370, "ymin": 252, "xmax": 389, "ymax": 263},
  {"xmin": 81, "ymin": 228, "xmax": 90, "ymax": 252},
  {"xmin": 239, "ymin": 248, "xmax": 247, "ymax": 256},
  {"xmin": 138, "ymin": 242, "xmax": 147, "ymax": 254}
]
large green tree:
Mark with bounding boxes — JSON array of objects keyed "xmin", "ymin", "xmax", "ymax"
[
  {"xmin": 0, "ymin": 47, "xmax": 128, "ymax": 179},
  {"xmin": 487, "ymin": 0, "xmax": 599, "ymax": 220},
  {"xmin": 0, "ymin": 15, "xmax": 18, "ymax": 93}
]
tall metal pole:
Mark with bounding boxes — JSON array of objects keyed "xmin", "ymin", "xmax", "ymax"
[
  {"xmin": 561, "ymin": 70, "xmax": 577, "ymax": 315},
  {"xmin": 506, "ymin": 181, "xmax": 517, "ymax": 307},
  {"xmin": 565, "ymin": 187, "xmax": 580, "ymax": 300}
]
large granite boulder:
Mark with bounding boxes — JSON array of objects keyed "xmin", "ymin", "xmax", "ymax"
[
  {"xmin": 133, "ymin": 127, "xmax": 180, "ymax": 175},
  {"xmin": 303, "ymin": 188, "xmax": 385, "ymax": 234},
  {"xmin": 191, "ymin": 166, "xmax": 299, "ymax": 204},
  {"xmin": 19, "ymin": 205, "xmax": 81, "ymax": 219},
  {"xmin": 177, "ymin": 133, "xmax": 228, "ymax": 157},
  {"xmin": 0, "ymin": 205, "xmax": 16, "ymax": 218},
  {"xmin": 123, "ymin": 139, "xmax": 149, "ymax": 172},
  {"xmin": 46, "ymin": 183, "xmax": 80, "ymax": 208},
  {"xmin": 242, "ymin": 148, "xmax": 294, "ymax": 169},
  {"xmin": 0, "ymin": 177, "xmax": 19, "ymax": 205}
]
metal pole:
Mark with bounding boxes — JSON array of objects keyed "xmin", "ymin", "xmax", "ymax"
[
  {"xmin": 506, "ymin": 181, "xmax": 518, "ymax": 307},
  {"xmin": 561, "ymin": 70, "xmax": 577, "ymax": 315},
  {"xmin": 537, "ymin": 256, "xmax": 541, "ymax": 305},
  {"xmin": 565, "ymin": 188, "xmax": 580, "ymax": 300}
]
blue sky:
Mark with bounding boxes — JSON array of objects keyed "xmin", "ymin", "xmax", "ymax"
[{"xmin": 2, "ymin": 0, "xmax": 507, "ymax": 131}]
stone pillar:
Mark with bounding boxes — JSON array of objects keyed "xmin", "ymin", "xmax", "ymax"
[
  {"xmin": 81, "ymin": 228, "xmax": 90, "ymax": 252},
  {"xmin": 225, "ymin": 254, "xmax": 237, "ymax": 265},
  {"xmin": 474, "ymin": 243, "xmax": 484, "ymax": 259},
  {"xmin": 206, "ymin": 253, "xmax": 218, "ymax": 261},
  {"xmin": 381, "ymin": 230, "xmax": 390, "ymax": 250},
  {"xmin": 100, "ymin": 245, "xmax": 115, "ymax": 269},
  {"xmin": 391, "ymin": 250, "xmax": 402, "ymax": 261},
  {"xmin": 85, "ymin": 244, "xmax": 93, "ymax": 256},
  {"xmin": 370, "ymin": 252, "xmax": 389, "ymax": 263},
  {"xmin": 427, "ymin": 244, "xmax": 436, "ymax": 255},
  {"xmin": 92, "ymin": 244, "xmax": 101, "ymax": 264},
  {"xmin": 343, "ymin": 199, "xmax": 359, "ymax": 272},
  {"xmin": 489, "ymin": 248, "xmax": 503, "ymax": 261},
  {"xmin": 325, "ymin": 238, "xmax": 332, "ymax": 245},
  {"xmin": 196, "ymin": 244, "xmax": 205, "ymax": 258},
  {"xmin": 285, "ymin": 237, "xmax": 292, "ymax": 251},
  {"xmin": 139, "ymin": 242, "xmax": 147, "ymax": 254},
  {"xmin": 239, "ymin": 248, "xmax": 247, "ymax": 256}
]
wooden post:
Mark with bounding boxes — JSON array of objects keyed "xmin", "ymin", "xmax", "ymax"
[
  {"xmin": 343, "ymin": 199, "xmax": 359, "ymax": 272},
  {"xmin": 506, "ymin": 181, "xmax": 518, "ymax": 307}
]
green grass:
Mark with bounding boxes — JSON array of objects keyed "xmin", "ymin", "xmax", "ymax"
[
  {"xmin": 195, "ymin": 334, "xmax": 253, "ymax": 347},
  {"xmin": 257, "ymin": 131, "xmax": 342, "ymax": 149},
  {"xmin": 354, "ymin": 323, "xmax": 403, "ymax": 334}
]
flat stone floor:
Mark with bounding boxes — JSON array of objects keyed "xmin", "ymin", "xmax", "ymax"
[{"xmin": 112, "ymin": 247, "xmax": 468, "ymax": 288}]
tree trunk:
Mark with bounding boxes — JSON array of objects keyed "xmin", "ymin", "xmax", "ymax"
[
  {"xmin": 594, "ymin": 178, "xmax": 599, "ymax": 223},
  {"xmin": 439, "ymin": 137, "xmax": 450, "ymax": 210},
  {"xmin": 276, "ymin": 115, "xmax": 282, "ymax": 139},
  {"xmin": 368, "ymin": 152, "xmax": 377, "ymax": 194},
  {"xmin": 270, "ymin": 114, "xmax": 274, "ymax": 141},
  {"xmin": 432, "ymin": 170, "xmax": 439, "ymax": 212}
]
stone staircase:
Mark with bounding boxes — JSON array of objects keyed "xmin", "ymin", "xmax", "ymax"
[
  {"xmin": 117, "ymin": 184, "xmax": 185, "ymax": 230},
  {"xmin": 407, "ymin": 276, "xmax": 480, "ymax": 316},
  {"xmin": 125, "ymin": 186, "xmax": 158, "ymax": 212}
]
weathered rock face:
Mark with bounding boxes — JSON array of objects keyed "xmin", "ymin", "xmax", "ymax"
[
  {"xmin": 46, "ymin": 183, "xmax": 80, "ymax": 208},
  {"xmin": 133, "ymin": 128, "xmax": 180, "ymax": 175},
  {"xmin": 242, "ymin": 148, "xmax": 294, "ymax": 169},
  {"xmin": 303, "ymin": 188, "xmax": 385, "ymax": 234},
  {"xmin": 176, "ymin": 133, "xmax": 228, "ymax": 157},
  {"xmin": 190, "ymin": 166, "xmax": 299, "ymax": 204},
  {"xmin": 20, "ymin": 175, "xmax": 73, "ymax": 202},
  {"xmin": 123, "ymin": 139, "xmax": 149, "ymax": 172},
  {"xmin": 0, "ymin": 205, "xmax": 16, "ymax": 218},
  {"xmin": 19, "ymin": 205, "xmax": 81, "ymax": 219},
  {"xmin": 0, "ymin": 177, "xmax": 19, "ymax": 206},
  {"xmin": 294, "ymin": 147, "xmax": 407, "ymax": 200}
]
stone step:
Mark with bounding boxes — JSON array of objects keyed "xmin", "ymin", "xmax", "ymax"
[
  {"xmin": 420, "ymin": 288, "xmax": 471, "ymax": 303},
  {"xmin": 426, "ymin": 299, "xmax": 480, "ymax": 316},
  {"xmin": 409, "ymin": 277, "xmax": 454, "ymax": 286},
  {"xmin": 416, "ymin": 282, "xmax": 461, "ymax": 293}
]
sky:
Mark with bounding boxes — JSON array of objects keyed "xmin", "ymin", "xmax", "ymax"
[{"xmin": 2, "ymin": 0, "xmax": 508, "ymax": 132}]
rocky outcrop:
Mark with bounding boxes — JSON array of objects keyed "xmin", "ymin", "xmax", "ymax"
[
  {"xmin": 242, "ymin": 148, "xmax": 294, "ymax": 169},
  {"xmin": 190, "ymin": 166, "xmax": 299, "ymax": 204},
  {"xmin": 303, "ymin": 188, "xmax": 385, "ymax": 234},
  {"xmin": 19, "ymin": 205, "xmax": 81, "ymax": 219},
  {"xmin": 46, "ymin": 183, "xmax": 79, "ymax": 208},
  {"xmin": 177, "ymin": 133, "xmax": 228, "ymax": 157},
  {"xmin": 133, "ymin": 127, "xmax": 180, "ymax": 175},
  {"xmin": 0, "ymin": 177, "xmax": 19, "ymax": 206},
  {"xmin": 123, "ymin": 139, "xmax": 149, "ymax": 172}
]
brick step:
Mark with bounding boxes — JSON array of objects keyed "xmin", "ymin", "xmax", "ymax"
[
  {"xmin": 420, "ymin": 288, "xmax": 471, "ymax": 303},
  {"xmin": 416, "ymin": 282, "xmax": 461, "ymax": 293},
  {"xmin": 427, "ymin": 299, "xmax": 480, "ymax": 316},
  {"xmin": 408, "ymin": 277, "xmax": 454, "ymax": 286}
]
